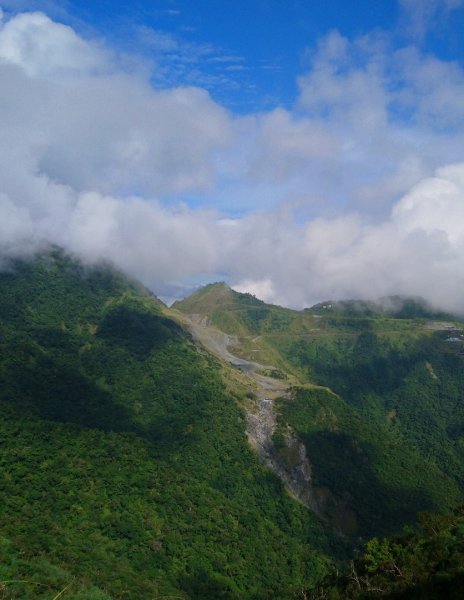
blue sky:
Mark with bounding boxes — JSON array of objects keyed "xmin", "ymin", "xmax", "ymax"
[
  {"xmin": 1, "ymin": 1, "xmax": 464, "ymax": 310},
  {"xmin": 4, "ymin": 0, "xmax": 464, "ymax": 111},
  {"xmin": 73, "ymin": 0, "xmax": 399, "ymax": 110}
]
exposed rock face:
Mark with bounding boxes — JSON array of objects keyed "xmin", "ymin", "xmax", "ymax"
[
  {"xmin": 245, "ymin": 389, "xmax": 358, "ymax": 534},
  {"xmin": 245, "ymin": 387, "xmax": 315, "ymax": 508}
]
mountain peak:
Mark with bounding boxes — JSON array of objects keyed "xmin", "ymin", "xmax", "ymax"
[{"xmin": 172, "ymin": 281, "xmax": 268, "ymax": 315}]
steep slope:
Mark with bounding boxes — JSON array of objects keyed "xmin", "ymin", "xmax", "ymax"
[
  {"xmin": 174, "ymin": 284, "xmax": 464, "ymax": 538},
  {"xmin": 175, "ymin": 307, "xmax": 319, "ymax": 516},
  {"xmin": 0, "ymin": 250, "xmax": 335, "ymax": 600}
]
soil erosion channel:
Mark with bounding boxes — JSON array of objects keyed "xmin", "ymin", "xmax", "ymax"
[{"xmin": 182, "ymin": 314, "xmax": 323, "ymax": 513}]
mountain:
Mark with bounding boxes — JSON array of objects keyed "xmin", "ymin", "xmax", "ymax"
[
  {"xmin": 172, "ymin": 282, "xmax": 321, "ymax": 378},
  {"xmin": 2, "ymin": 256, "xmax": 464, "ymax": 598},
  {"xmin": 0, "ymin": 251, "xmax": 334, "ymax": 600},
  {"xmin": 174, "ymin": 283, "xmax": 464, "ymax": 538}
]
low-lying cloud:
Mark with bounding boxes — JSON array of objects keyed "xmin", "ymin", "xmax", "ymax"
[
  {"xmin": 229, "ymin": 164, "xmax": 464, "ymax": 312},
  {"xmin": 1, "ymin": 6, "xmax": 464, "ymax": 314}
]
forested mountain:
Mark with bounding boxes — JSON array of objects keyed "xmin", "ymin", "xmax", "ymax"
[
  {"xmin": 1, "ymin": 252, "xmax": 464, "ymax": 598},
  {"xmin": 0, "ymin": 250, "xmax": 333, "ymax": 599}
]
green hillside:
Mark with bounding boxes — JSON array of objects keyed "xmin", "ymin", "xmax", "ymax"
[
  {"xmin": 175, "ymin": 284, "xmax": 464, "ymax": 538},
  {"xmin": 2, "ymin": 256, "xmax": 464, "ymax": 598},
  {"xmin": 0, "ymin": 250, "xmax": 335, "ymax": 600}
]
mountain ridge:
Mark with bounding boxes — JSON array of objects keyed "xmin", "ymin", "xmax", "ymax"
[{"xmin": 175, "ymin": 281, "xmax": 460, "ymax": 321}]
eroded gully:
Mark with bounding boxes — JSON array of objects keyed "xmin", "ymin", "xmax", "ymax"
[{"xmin": 182, "ymin": 314, "xmax": 324, "ymax": 514}]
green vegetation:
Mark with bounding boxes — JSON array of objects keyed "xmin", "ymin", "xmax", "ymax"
[
  {"xmin": 310, "ymin": 508, "xmax": 464, "ymax": 598},
  {"xmin": 176, "ymin": 284, "xmax": 464, "ymax": 540},
  {"xmin": 308, "ymin": 295, "xmax": 455, "ymax": 320},
  {"xmin": 275, "ymin": 387, "xmax": 459, "ymax": 537},
  {"xmin": 284, "ymin": 329, "xmax": 464, "ymax": 494},
  {"xmin": 3, "ymin": 256, "xmax": 464, "ymax": 598},
  {"xmin": 0, "ymin": 250, "xmax": 335, "ymax": 599}
]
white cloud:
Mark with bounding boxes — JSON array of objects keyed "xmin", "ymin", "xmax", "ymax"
[
  {"xmin": 0, "ymin": 10, "xmax": 108, "ymax": 77},
  {"xmin": 232, "ymin": 278, "xmax": 276, "ymax": 304},
  {"xmin": 0, "ymin": 11, "xmax": 231, "ymax": 198},
  {"xmin": 222, "ymin": 163, "xmax": 464, "ymax": 313},
  {"xmin": 392, "ymin": 165, "xmax": 464, "ymax": 243},
  {"xmin": 1, "ymin": 8, "xmax": 464, "ymax": 315},
  {"xmin": 394, "ymin": 47, "xmax": 464, "ymax": 129},
  {"xmin": 245, "ymin": 108, "xmax": 338, "ymax": 182}
]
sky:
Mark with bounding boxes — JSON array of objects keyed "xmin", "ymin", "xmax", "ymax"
[{"xmin": 1, "ymin": 0, "xmax": 464, "ymax": 311}]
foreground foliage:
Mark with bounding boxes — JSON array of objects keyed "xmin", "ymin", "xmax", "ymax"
[{"xmin": 310, "ymin": 508, "xmax": 464, "ymax": 599}]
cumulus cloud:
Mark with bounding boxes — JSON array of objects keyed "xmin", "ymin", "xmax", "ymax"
[
  {"xmin": 0, "ymin": 8, "xmax": 230, "ymax": 287},
  {"xmin": 1, "ymin": 7, "xmax": 464, "ymax": 314},
  {"xmin": 0, "ymin": 10, "xmax": 231, "ymax": 199},
  {"xmin": 0, "ymin": 10, "xmax": 109, "ymax": 77}
]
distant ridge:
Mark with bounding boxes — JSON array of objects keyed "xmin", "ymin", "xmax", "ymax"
[
  {"xmin": 175, "ymin": 282, "xmax": 458, "ymax": 321},
  {"xmin": 308, "ymin": 295, "xmax": 456, "ymax": 320}
]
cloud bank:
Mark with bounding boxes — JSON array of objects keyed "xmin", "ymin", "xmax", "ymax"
[{"xmin": 1, "ymin": 7, "xmax": 464, "ymax": 313}]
